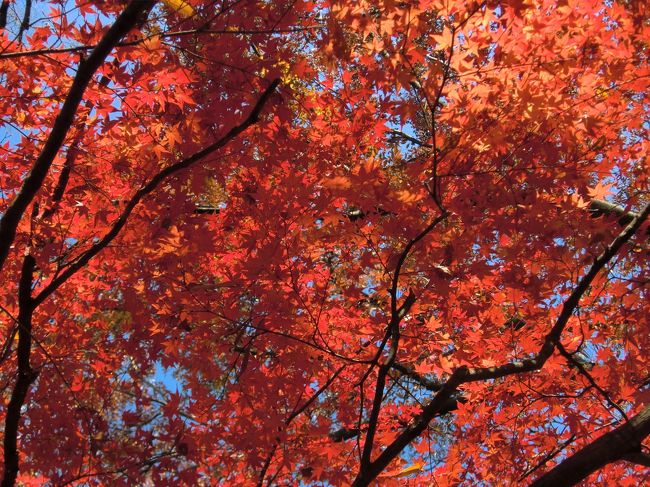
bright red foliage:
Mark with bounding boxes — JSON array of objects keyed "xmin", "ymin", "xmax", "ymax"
[{"xmin": 0, "ymin": 0, "xmax": 648, "ymax": 485}]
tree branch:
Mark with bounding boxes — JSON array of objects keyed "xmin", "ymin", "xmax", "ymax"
[
  {"xmin": 0, "ymin": 0, "xmax": 8, "ymax": 30},
  {"xmin": 520, "ymin": 434, "xmax": 577, "ymax": 481},
  {"xmin": 556, "ymin": 342, "xmax": 627, "ymax": 420},
  {"xmin": 390, "ymin": 362, "xmax": 442, "ymax": 391},
  {"xmin": 2, "ymin": 254, "xmax": 37, "ymax": 487},
  {"xmin": 16, "ymin": 0, "xmax": 31, "ymax": 43},
  {"xmin": 258, "ymin": 364, "xmax": 346, "ymax": 486},
  {"xmin": 621, "ymin": 451, "xmax": 650, "ymax": 468},
  {"xmin": 387, "ymin": 130, "xmax": 432, "ymax": 148},
  {"xmin": 0, "ymin": 0, "xmax": 155, "ymax": 275},
  {"xmin": 530, "ymin": 404, "xmax": 650, "ymax": 487},
  {"xmin": 589, "ymin": 199, "xmax": 639, "ymax": 226},
  {"xmin": 33, "ymin": 79, "xmax": 280, "ymax": 307},
  {"xmin": 352, "ymin": 202, "xmax": 649, "ymax": 486},
  {"xmin": 359, "ymin": 213, "xmax": 446, "ymax": 472}
]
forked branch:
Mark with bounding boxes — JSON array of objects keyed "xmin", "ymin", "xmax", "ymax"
[{"xmin": 353, "ymin": 202, "xmax": 649, "ymax": 486}]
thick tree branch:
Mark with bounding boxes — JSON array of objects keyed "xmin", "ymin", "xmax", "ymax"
[
  {"xmin": 2, "ymin": 254, "xmax": 37, "ymax": 487},
  {"xmin": 33, "ymin": 79, "xmax": 280, "ymax": 307},
  {"xmin": 0, "ymin": 0, "xmax": 9, "ymax": 30},
  {"xmin": 621, "ymin": 451, "xmax": 650, "ymax": 468},
  {"xmin": 352, "ymin": 202, "xmax": 649, "ymax": 486},
  {"xmin": 0, "ymin": 0, "xmax": 155, "ymax": 275},
  {"xmin": 589, "ymin": 199, "xmax": 639, "ymax": 226},
  {"xmin": 530, "ymin": 404, "xmax": 650, "ymax": 487}
]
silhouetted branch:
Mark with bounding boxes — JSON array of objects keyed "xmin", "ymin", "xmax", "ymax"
[
  {"xmin": 16, "ymin": 0, "xmax": 31, "ymax": 43},
  {"xmin": 0, "ymin": 0, "xmax": 9, "ymax": 29},
  {"xmin": 531, "ymin": 405, "xmax": 650, "ymax": 487},
  {"xmin": 0, "ymin": 0, "xmax": 156, "ymax": 275},
  {"xmin": 33, "ymin": 79, "xmax": 280, "ymax": 307},
  {"xmin": 2, "ymin": 254, "xmax": 37, "ymax": 487},
  {"xmin": 352, "ymin": 202, "xmax": 649, "ymax": 486}
]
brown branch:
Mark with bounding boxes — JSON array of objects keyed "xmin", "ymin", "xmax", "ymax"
[
  {"xmin": 391, "ymin": 362, "xmax": 442, "ymax": 392},
  {"xmin": 0, "ymin": 0, "xmax": 155, "ymax": 275},
  {"xmin": 194, "ymin": 204, "xmax": 221, "ymax": 214},
  {"xmin": 16, "ymin": 0, "xmax": 31, "ymax": 43},
  {"xmin": 557, "ymin": 342, "xmax": 628, "ymax": 421},
  {"xmin": 589, "ymin": 199, "xmax": 639, "ymax": 225},
  {"xmin": 359, "ymin": 213, "xmax": 446, "ymax": 472},
  {"xmin": 0, "ymin": 0, "xmax": 9, "ymax": 30},
  {"xmin": 622, "ymin": 451, "xmax": 650, "ymax": 468},
  {"xmin": 352, "ymin": 202, "xmax": 649, "ymax": 486},
  {"xmin": 530, "ymin": 404, "xmax": 650, "ymax": 487},
  {"xmin": 589, "ymin": 199, "xmax": 649, "ymax": 235},
  {"xmin": 2, "ymin": 254, "xmax": 37, "ymax": 487},
  {"xmin": 33, "ymin": 78, "xmax": 280, "ymax": 307}
]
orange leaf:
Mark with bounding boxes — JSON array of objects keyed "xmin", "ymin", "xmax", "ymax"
[{"xmin": 161, "ymin": 0, "xmax": 194, "ymax": 17}]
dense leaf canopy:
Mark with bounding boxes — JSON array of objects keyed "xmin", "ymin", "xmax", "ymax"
[{"xmin": 0, "ymin": 0, "xmax": 648, "ymax": 485}]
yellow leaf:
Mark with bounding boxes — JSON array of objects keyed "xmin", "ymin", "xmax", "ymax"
[
  {"xmin": 394, "ymin": 462, "xmax": 423, "ymax": 477},
  {"xmin": 162, "ymin": 0, "xmax": 194, "ymax": 18},
  {"xmin": 595, "ymin": 86, "xmax": 609, "ymax": 99}
]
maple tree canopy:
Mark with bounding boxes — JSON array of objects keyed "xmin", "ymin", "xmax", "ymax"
[{"xmin": 0, "ymin": 0, "xmax": 648, "ymax": 485}]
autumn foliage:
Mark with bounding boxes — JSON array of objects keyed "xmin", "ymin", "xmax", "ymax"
[{"xmin": 0, "ymin": 0, "xmax": 648, "ymax": 485}]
